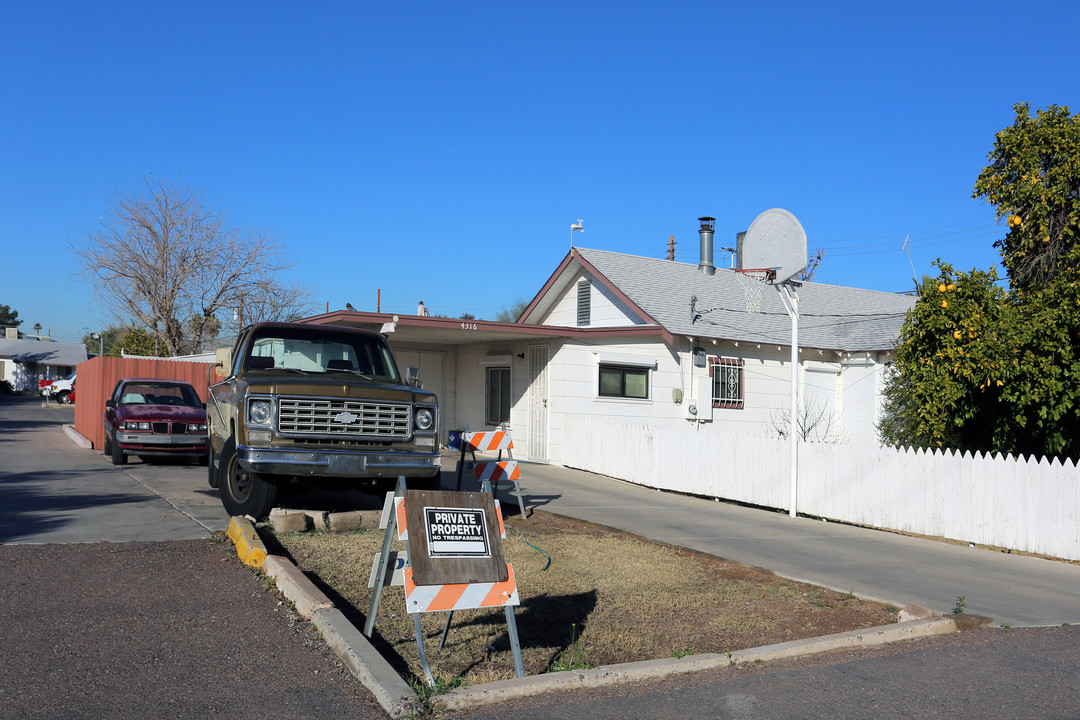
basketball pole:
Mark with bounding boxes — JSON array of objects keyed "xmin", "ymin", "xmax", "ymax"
[{"xmin": 776, "ymin": 282, "xmax": 799, "ymax": 518}]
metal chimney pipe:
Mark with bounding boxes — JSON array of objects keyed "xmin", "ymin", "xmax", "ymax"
[{"xmin": 698, "ymin": 216, "xmax": 716, "ymax": 275}]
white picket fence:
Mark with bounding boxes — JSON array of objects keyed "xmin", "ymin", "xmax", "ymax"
[{"xmin": 561, "ymin": 415, "xmax": 1080, "ymax": 562}]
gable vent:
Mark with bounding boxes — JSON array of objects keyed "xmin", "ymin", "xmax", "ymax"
[{"xmin": 577, "ymin": 279, "xmax": 591, "ymax": 326}]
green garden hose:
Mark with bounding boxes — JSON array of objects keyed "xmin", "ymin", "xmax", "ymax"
[{"xmin": 522, "ymin": 539, "xmax": 551, "ymax": 570}]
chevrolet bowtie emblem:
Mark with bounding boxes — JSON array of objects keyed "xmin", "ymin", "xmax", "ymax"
[{"xmin": 334, "ymin": 412, "xmax": 358, "ymax": 424}]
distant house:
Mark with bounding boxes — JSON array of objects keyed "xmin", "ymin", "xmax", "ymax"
[
  {"xmin": 304, "ymin": 238, "xmax": 914, "ymax": 468},
  {"xmin": 0, "ymin": 329, "xmax": 88, "ymax": 391}
]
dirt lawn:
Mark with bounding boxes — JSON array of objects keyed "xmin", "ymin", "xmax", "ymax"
[{"xmin": 273, "ymin": 509, "xmax": 898, "ymax": 688}]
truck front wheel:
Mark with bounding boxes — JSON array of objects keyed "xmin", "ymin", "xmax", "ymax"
[{"xmin": 218, "ymin": 439, "xmax": 279, "ymax": 519}]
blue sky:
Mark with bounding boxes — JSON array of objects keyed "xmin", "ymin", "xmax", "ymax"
[{"xmin": 3, "ymin": 1, "xmax": 1078, "ymax": 344}]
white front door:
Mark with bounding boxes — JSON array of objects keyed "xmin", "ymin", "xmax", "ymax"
[{"xmin": 527, "ymin": 346, "xmax": 549, "ymax": 462}]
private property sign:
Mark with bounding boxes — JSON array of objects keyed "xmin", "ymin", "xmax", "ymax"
[
  {"xmin": 425, "ymin": 507, "xmax": 491, "ymax": 558},
  {"xmin": 404, "ymin": 489, "xmax": 507, "ymax": 586}
]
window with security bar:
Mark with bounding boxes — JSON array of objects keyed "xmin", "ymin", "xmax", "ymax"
[{"xmin": 709, "ymin": 356, "xmax": 744, "ymax": 409}]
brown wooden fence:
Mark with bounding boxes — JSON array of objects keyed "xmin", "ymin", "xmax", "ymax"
[{"xmin": 73, "ymin": 356, "xmax": 214, "ymax": 451}]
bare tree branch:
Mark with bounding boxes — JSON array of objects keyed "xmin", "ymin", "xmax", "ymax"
[{"xmin": 71, "ymin": 176, "xmax": 315, "ymax": 355}]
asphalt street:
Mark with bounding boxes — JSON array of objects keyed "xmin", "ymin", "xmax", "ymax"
[{"xmin": 0, "ymin": 395, "xmax": 386, "ymax": 719}]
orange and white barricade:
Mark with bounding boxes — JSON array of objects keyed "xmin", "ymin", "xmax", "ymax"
[
  {"xmin": 404, "ymin": 564, "xmax": 519, "ymax": 614},
  {"xmin": 455, "ymin": 430, "xmax": 527, "ymax": 517}
]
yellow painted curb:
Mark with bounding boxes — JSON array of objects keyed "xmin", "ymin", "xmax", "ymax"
[{"xmin": 227, "ymin": 516, "xmax": 268, "ymax": 568}]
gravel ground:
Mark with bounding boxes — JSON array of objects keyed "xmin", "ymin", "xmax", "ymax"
[{"xmin": 0, "ymin": 539, "xmax": 388, "ymax": 720}]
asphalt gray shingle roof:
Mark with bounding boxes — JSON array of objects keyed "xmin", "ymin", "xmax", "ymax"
[
  {"xmin": 574, "ymin": 248, "xmax": 915, "ymax": 352},
  {"xmin": 0, "ymin": 338, "xmax": 88, "ymax": 366}
]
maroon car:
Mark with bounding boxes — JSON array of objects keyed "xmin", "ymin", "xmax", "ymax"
[{"xmin": 103, "ymin": 379, "xmax": 208, "ymax": 465}]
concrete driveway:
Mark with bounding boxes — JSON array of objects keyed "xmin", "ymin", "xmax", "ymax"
[{"xmin": 0, "ymin": 397, "xmax": 229, "ymax": 543}]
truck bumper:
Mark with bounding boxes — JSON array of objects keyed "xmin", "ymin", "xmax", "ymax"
[{"xmin": 237, "ymin": 446, "xmax": 441, "ymax": 477}]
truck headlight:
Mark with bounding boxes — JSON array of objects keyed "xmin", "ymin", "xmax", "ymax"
[
  {"xmin": 414, "ymin": 407, "xmax": 434, "ymax": 431},
  {"xmin": 248, "ymin": 399, "xmax": 272, "ymax": 425}
]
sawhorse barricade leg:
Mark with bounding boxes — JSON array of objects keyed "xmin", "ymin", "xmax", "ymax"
[{"xmin": 365, "ymin": 476, "xmax": 406, "ymax": 638}]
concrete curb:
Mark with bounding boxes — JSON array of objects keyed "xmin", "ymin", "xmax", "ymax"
[
  {"xmin": 437, "ymin": 616, "xmax": 991, "ymax": 711},
  {"xmin": 311, "ymin": 607, "xmax": 420, "ymax": 719},
  {"xmin": 62, "ymin": 425, "xmax": 93, "ymax": 449},
  {"xmin": 261, "ymin": 556, "xmax": 333, "ymax": 618}
]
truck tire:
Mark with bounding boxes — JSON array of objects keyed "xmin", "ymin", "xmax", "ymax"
[
  {"xmin": 110, "ymin": 431, "xmax": 127, "ymax": 465},
  {"xmin": 57, "ymin": 391, "xmax": 71, "ymax": 405},
  {"xmin": 103, "ymin": 431, "xmax": 112, "ymax": 456},
  {"xmin": 218, "ymin": 439, "xmax": 278, "ymax": 519}
]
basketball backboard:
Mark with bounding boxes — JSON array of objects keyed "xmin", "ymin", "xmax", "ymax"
[{"xmin": 738, "ymin": 208, "xmax": 808, "ymax": 284}]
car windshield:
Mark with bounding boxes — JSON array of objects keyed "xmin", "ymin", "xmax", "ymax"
[
  {"xmin": 119, "ymin": 382, "xmax": 202, "ymax": 407},
  {"xmin": 244, "ymin": 327, "xmax": 400, "ymax": 381}
]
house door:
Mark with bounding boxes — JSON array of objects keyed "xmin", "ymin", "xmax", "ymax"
[{"xmin": 527, "ymin": 345, "xmax": 549, "ymax": 462}]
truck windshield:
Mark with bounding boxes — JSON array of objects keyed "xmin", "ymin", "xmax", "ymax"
[{"xmin": 245, "ymin": 327, "xmax": 400, "ymax": 381}]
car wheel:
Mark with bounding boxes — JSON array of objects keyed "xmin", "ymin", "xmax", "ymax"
[
  {"xmin": 103, "ymin": 431, "xmax": 112, "ymax": 456},
  {"xmin": 110, "ymin": 431, "xmax": 127, "ymax": 465},
  {"xmin": 218, "ymin": 439, "xmax": 278, "ymax": 519},
  {"xmin": 57, "ymin": 391, "xmax": 71, "ymax": 405}
]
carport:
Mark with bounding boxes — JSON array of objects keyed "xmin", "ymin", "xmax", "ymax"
[{"xmin": 305, "ymin": 310, "xmax": 580, "ymax": 462}]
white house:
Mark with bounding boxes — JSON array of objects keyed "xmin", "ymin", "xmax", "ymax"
[
  {"xmin": 0, "ymin": 329, "xmax": 88, "ymax": 392},
  {"xmin": 305, "ymin": 239, "xmax": 914, "ymax": 472}
]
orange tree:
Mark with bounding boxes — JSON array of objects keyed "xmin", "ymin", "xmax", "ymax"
[
  {"xmin": 879, "ymin": 262, "xmax": 1014, "ymax": 453},
  {"xmin": 882, "ymin": 103, "xmax": 1080, "ymax": 459},
  {"xmin": 973, "ymin": 103, "xmax": 1080, "ymax": 291}
]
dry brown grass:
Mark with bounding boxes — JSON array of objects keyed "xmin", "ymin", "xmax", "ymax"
[{"xmin": 273, "ymin": 510, "xmax": 895, "ymax": 688}]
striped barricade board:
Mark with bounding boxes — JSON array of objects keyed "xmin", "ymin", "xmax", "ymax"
[
  {"xmin": 473, "ymin": 459, "xmax": 520, "ymax": 483},
  {"xmin": 464, "ymin": 430, "xmax": 514, "ymax": 453},
  {"xmin": 404, "ymin": 564, "xmax": 519, "ymax": 614}
]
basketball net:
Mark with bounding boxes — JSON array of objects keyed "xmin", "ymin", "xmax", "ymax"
[{"xmin": 735, "ymin": 269, "xmax": 775, "ymax": 313}]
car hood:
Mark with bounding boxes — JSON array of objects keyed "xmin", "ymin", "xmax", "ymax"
[{"xmin": 116, "ymin": 405, "xmax": 207, "ymax": 422}]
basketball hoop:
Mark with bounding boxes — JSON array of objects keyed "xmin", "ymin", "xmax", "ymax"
[{"xmin": 735, "ymin": 268, "xmax": 775, "ymax": 313}]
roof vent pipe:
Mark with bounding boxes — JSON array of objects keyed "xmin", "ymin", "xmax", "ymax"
[{"xmin": 698, "ymin": 216, "xmax": 716, "ymax": 275}]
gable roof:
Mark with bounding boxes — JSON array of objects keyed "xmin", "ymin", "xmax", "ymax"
[{"xmin": 523, "ymin": 248, "xmax": 914, "ymax": 352}]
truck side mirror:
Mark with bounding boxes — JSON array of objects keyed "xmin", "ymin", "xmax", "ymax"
[
  {"xmin": 214, "ymin": 347, "xmax": 232, "ymax": 378},
  {"xmin": 405, "ymin": 366, "xmax": 422, "ymax": 388}
]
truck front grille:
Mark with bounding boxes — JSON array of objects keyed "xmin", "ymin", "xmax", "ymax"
[{"xmin": 277, "ymin": 398, "xmax": 411, "ymax": 439}]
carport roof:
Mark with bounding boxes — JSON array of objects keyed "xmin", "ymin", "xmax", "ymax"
[{"xmin": 303, "ymin": 310, "xmax": 673, "ymax": 346}]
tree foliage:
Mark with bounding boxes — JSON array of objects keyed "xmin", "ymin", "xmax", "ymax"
[
  {"xmin": 495, "ymin": 298, "xmax": 530, "ymax": 323},
  {"xmin": 879, "ymin": 263, "xmax": 1015, "ymax": 453},
  {"xmin": 882, "ymin": 103, "xmax": 1080, "ymax": 460},
  {"xmin": 972, "ymin": 103, "xmax": 1080, "ymax": 290},
  {"xmin": 72, "ymin": 176, "xmax": 314, "ymax": 356},
  {"xmin": 0, "ymin": 304, "xmax": 21, "ymax": 328}
]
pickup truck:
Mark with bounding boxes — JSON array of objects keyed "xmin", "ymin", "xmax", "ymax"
[
  {"xmin": 207, "ymin": 322, "xmax": 441, "ymax": 518},
  {"xmin": 44, "ymin": 371, "xmax": 76, "ymax": 404}
]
